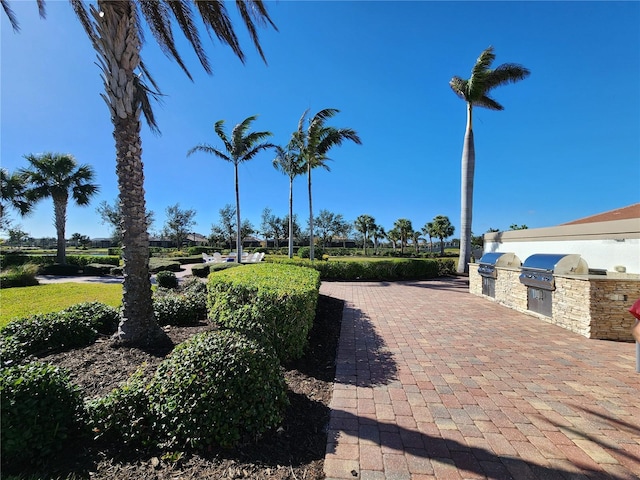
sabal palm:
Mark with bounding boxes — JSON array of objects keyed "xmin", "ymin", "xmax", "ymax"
[
  {"xmin": 393, "ymin": 218, "xmax": 413, "ymax": 255},
  {"xmin": 450, "ymin": 46, "xmax": 529, "ymax": 273},
  {"xmin": 354, "ymin": 214, "xmax": 375, "ymax": 255},
  {"xmin": 3, "ymin": 0, "xmax": 275, "ymax": 346},
  {"xmin": 294, "ymin": 108, "xmax": 361, "ymax": 260},
  {"xmin": 372, "ymin": 224, "xmax": 385, "ymax": 255},
  {"xmin": 20, "ymin": 153, "xmax": 98, "ymax": 264},
  {"xmin": 273, "ymin": 142, "xmax": 305, "ymax": 258},
  {"xmin": 429, "ymin": 215, "xmax": 455, "ymax": 256},
  {"xmin": 188, "ymin": 115, "xmax": 273, "ymax": 261},
  {"xmin": 0, "ymin": 168, "xmax": 32, "ymax": 228}
]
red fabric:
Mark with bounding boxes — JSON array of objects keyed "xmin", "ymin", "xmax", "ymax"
[{"xmin": 629, "ymin": 298, "xmax": 640, "ymax": 320}]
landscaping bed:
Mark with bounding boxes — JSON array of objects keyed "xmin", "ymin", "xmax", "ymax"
[{"xmin": 9, "ymin": 293, "xmax": 343, "ymax": 480}]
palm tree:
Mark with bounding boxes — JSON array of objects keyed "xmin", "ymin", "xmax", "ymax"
[
  {"xmin": 386, "ymin": 228, "xmax": 400, "ymax": 252},
  {"xmin": 393, "ymin": 218, "xmax": 413, "ymax": 255},
  {"xmin": 450, "ymin": 46, "xmax": 530, "ymax": 274},
  {"xmin": 0, "ymin": 168, "xmax": 32, "ymax": 229},
  {"xmin": 273, "ymin": 141, "xmax": 305, "ymax": 258},
  {"xmin": 372, "ymin": 224, "xmax": 386, "ymax": 255},
  {"xmin": 429, "ymin": 215, "xmax": 455, "ymax": 256},
  {"xmin": 294, "ymin": 108, "xmax": 361, "ymax": 260},
  {"xmin": 411, "ymin": 230, "xmax": 422, "ymax": 254},
  {"xmin": 188, "ymin": 115, "xmax": 273, "ymax": 261},
  {"xmin": 354, "ymin": 214, "xmax": 375, "ymax": 256},
  {"xmin": 20, "ymin": 153, "xmax": 98, "ymax": 264},
  {"xmin": 422, "ymin": 221, "xmax": 434, "ymax": 253},
  {"xmin": 4, "ymin": 1, "xmax": 276, "ymax": 347}
]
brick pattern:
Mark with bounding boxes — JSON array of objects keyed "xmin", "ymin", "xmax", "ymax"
[
  {"xmin": 470, "ymin": 266, "xmax": 640, "ymax": 340},
  {"xmin": 321, "ymin": 279, "xmax": 640, "ymax": 480}
]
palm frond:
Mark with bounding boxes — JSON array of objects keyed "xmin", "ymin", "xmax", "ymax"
[
  {"xmin": 240, "ymin": 142, "xmax": 276, "ymax": 163},
  {"xmin": 166, "ymin": 0, "xmax": 211, "ymax": 74},
  {"xmin": 449, "ymin": 76, "xmax": 468, "ymax": 100},
  {"xmin": 1, "ymin": 0, "xmax": 19, "ymax": 31},
  {"xmin": 473, "ymin": 95, "xmax": 503, "ymax": 111},
  {"xmin": 486, "ymin": 63, "xmax": 531, "ymax": 89},
  {"xmin": 234, "ymin": 0, "xmax": 278, "ymax": 64},
  {"xmin": 187, "ymin": 144, "xmax": 230, "ymax": 162},
  {"xmin": 195, "ymin": 0, "xmax": 244, "ymax": 63}
]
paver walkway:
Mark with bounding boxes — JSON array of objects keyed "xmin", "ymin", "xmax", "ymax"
[{"xmin": 320, "ymin": 278, "xmax": 640, "ymax": 480}]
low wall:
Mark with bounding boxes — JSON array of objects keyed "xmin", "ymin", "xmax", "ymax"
[{"xmin": 469, "ymin": 264, "xmax": 640, "ymax": 341}]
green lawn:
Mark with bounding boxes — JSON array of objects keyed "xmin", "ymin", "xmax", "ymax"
[{"xmin": 0, "ymin": 283, "xmax": 122, "ymax": 328}]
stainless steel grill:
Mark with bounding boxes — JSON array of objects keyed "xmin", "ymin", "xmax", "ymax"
[
  {"xmin": 519, "ymin": 254, "xmax": 589, "ymax": 317},
  {"xmin": 478, "ymin": 252, "xmax": 521, "ymax": 279},
  {"xmin": 478, "ymin": 252, "xmax": 521, "ymax": 297},
  {"xmin": 519, "ymin": 254, "xmax": 589, "ymax": 291}
]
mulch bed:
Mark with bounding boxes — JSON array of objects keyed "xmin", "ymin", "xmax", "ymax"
[{"xmin": 12, "ymin": 293, "xmax": 344, "ymax": 480}]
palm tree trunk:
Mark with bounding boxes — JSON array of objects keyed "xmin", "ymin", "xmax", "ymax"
[
  {"xmin": 99, "ymin": 2, "xmax": 163, "ymax": 346},
  {"xmin": 457, "ymin": 103, "xmax": 475, "ymax": 274},
  {"xmin": 308, "ymin": 165, "xmax": 314, "ymax": 261},
  {"xmin": 53, "ymin": 194, "xmax": 67, "ymax": 264},
  {"xmin": 235, "ymin": 163, "xmax": 242, "ymax": 262},
  {"xmin": 288, "ymin": 177, "xmax": 294, "ymax": 258}
]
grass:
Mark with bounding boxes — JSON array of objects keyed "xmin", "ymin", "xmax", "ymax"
[{"xmin": 0, "ymin": 283, "xmax": 122, "ymax": 328}]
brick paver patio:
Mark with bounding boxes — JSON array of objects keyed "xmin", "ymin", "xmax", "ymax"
[{"xmin": 320, "ymin": 278, "xmax": 640, "ymax": 480}]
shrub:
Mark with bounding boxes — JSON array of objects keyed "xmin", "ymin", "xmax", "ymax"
[
  {"xmin": 149, "ymin": 258, "xmax": 181, "ymax": 273},
  {"xmin": 207, "ymin": 263, "xmax": 320, "ymax": 362},
  {"xmin": 66, "ymin": 255, "xmax": 120, "ymax": 267},
  {"xmin": 1, "ymin": 362, "xmax": 84, "ymax": 469},
  {"xmin": 83, "ymin": 263, "xmax": 115, "ymax": 276},
  {"xmin": 437, "ymin": 258, "xmax": 456, "ymax": 276},
  {"xmin": 1, "ymin": 311, "xmax": 97, "ymax": 362},
  {"xmin": 0, "ymin": 263, "xmax": 40, "ymax": 289},
  {"xmin": 190, "ymin": 263, "xmax": 211, "ymax": 278},
  {"xmin": 108, "ymin": 247, "xmax": 122, "ymax": 256},
  {"xmin": 110, "ymin": 266, "xmax": 123, "ymax": 275},
  {"xmin": 39, "ymin": 263, "xmax": 81, "ymax": 276},
  {"xmin": 61, "ymin": 302, "xmax": 120, "ymax": 335},
  {"xmin": 153, "ymin": 293, "xmax": 204, "ymax": 326},
  {"xmin": 297, "ymin": 246, "xmax": 325, "ymax": 259},
  {"xmin": 156, "ymin": 270, "xmax": 178, "ymax": 289},
  {"xmin": 86, "ymin": 368, "xmax": 152, "ymax": 446},
  {"xmin": 147, "ymin": 330, "xmax": 288, "ymax": 450}
]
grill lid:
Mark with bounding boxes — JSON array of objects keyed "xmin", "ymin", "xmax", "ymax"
[
  {"xmin": 478, "ymin": 252, "xmax": 521, "ymax": 268},
  {"xmin": 521, "ymin": 254, "xmax": 588, "ymax": 275}
]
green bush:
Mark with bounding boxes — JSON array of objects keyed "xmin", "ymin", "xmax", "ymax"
[
  {"xmin": 207, "ymin": 263, "xmax": 320, "ymax": 362},
  {"xmin": 153, "ymin": 292, "xmax": 205, "ymax": 326},
  {"xmin": 108, "ymin": 247, "xmax": 122, "ymax": 256},
  {"xmin": 190, "ymin": 263, "xmax": 211, "ymax": 278},
  {"xmin": 437, "ymin": 258, "xmax": 456, "ymax": 276},
  {"xmin": 86, "ymin": 368, "xmax": 152, "ymax": 446},
  {"xmin": 297, "ymin": 246, "xmax": 325, "ymax": 259},
  {"xmin": 61, "ymin": 302, "xmax": 120, "ymax": 335},
  {"xmin": 149, "ymin": 258, "xmax": 181, "ymax": 273},
  {"xmin": 1, "ymin": 311, "xmax": 97, "ymax": 363},
  {"xmin": 67, "ymin": 255, "xmax": 120, "ymax": 267},
  {"xmin": 156, "ymin": 270, "xmax": 178, "ymax": 289},
  {"xmin": 39, "ymin": 263, "xmax": 82, "ymax": 276},
  {"xmin": 0, "ymin": 254, "xmax": 55, "ymax": 268},
  {"xmin": 0, "ymin": 263, "xmax": 40, "ymax": 289},
  {"xmin": 83, "ymin": 263, "xmax": 115, "ymax": 276},
  {"xmin": 147, "ymin": 330, "xmax": 288, "ymax": 450},
  {"xmin": 110, "ymin": 266, "xmax": 123, "ymax": 275},
  {"xmin": 1, "ymin": 362, "xmax": 84, "ymax": 469}
]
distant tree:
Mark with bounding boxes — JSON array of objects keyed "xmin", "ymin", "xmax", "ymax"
[
  {"xmin": 162, "ymin": 204, "xmax": 196, "ymax": 247},
  {"xmin": 96, "ymin": 198, "xmax": 154, "ymax": 244},
  {"xmin": 273, "ymin": 142, "xmax": 305, "ymax": 258},
  {"xmin": 487, "ymin": 227, "xmax": 500, "ymax": 233},
  {"xmin": 188, "ymin": 115, "xmax": 273, "ymax": 261},
  {"xmin": 354, "ymin": 214, "xmax": 376, "ymax": 255},
  {"xmin": 294, "ymin": 108, "xmax": 361, "ymax": 260},
  {"xmin": 280, "ymin": 214, "xmax": 301, "ymax": 246},
  {"xmin": 387, "ymin": 227, "xmax": 400, "ymax": 251},
  {"xmin": 334, "ymin": 216, "xmax": 352, "ymax": 248},
  {"xmin": 393, "ymin": 218, "xmax": 413, "ymax": 255},
  {"xmin": 411, "ymin": 230, "xmax": 422, "ymax": 254},
  {"xmin": 314, "ymin": 209, "xmax": 346, "ymax": 247},
  {"xmin": 7, "ymin": 227, "xmax": 29, "ymax": 247},
  {"xmin": 239, "ymin": 219, "xmax": 255, "ymax": 245},
  {"xmin": 429, "ymin": 215, "xmax": 455, "ymax": 256},
  {"xmin": 450, "ymin": 46, "xmax": 530, "ymax": 273},
  {"xmin": 509, "ymin": 224, "xmax": 528, "ymax": 230},
  {"xmin": 1, "ymin": 168, "xmax": 32, "ymax": 230},
  {"xmin": 372, "ymin": 224, "xmax": 386, "ymax": 254},
  {"xmin": 70, "ymin": 232, "xmax": 91, "ymax": 248},
  {"xmin": 422, "ymin": 222, "xmax": 434, "ymax": 253},
  {"xmin": 20, "ymin": 153, "xmax": 98, "ymax": 264},
  {"xmin": 260, "ymin": 207, "xmax": 277, "ymax": 247},
  {"xmin": 216, "ymin": 204, "xmax": 236, "ymax": 249}
]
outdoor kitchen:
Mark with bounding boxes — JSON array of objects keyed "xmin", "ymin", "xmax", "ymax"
[{"xmin": 469, "ymin": 205, "xmax": 640, "ymax": 341}]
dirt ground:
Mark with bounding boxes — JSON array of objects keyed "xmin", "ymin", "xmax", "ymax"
[{"xmin": 12, "ymin": 294, "xmax": 344, "ymax": 480}]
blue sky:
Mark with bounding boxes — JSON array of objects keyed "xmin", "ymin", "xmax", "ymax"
[{"xmin": 2, "ymin": 1, "xmax": 639, "ymax": 241}]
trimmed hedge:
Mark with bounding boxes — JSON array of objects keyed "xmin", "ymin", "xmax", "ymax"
[
  {"xmin": 148, "ymin": 330, "xmax": 288, "ymax": 450},
  {"xmin": 1, "ymin": 362, "xmax": 84, "ymax": 469},
  {"xmin": 191, "ymin": 262, "xmax": 243, "ymax": 278},
  {"xmin": 266, "ymin": 257, "xmax": 445, "ymax": 281},
  {"xmin": 207, "ymin": 263, "xmax": 320, "ymax": 362},
  {"xmin": 0, "ymin": 254, "xmax": 120, "ymax": 268},
  {"xmin": 148, "ymin": 258, "xmax": 181, "ymax": 273}
]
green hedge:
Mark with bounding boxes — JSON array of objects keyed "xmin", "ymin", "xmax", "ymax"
[
  {"xmin": 148, "ymin": 258, "xmax": 181, "ymax": 273},
  {"xmin": 207, "ymin": 263, "xmax": 320, "ymax": 362},
  {"xmin": 0, "ymin": 254, "xmax": 120, "ymax": 268},
  {"xmin": 1, "ymin": 362, "xmax": 84, "ymax": 469},
  {"xmin": 266, "ymin": 257, "xmax": 447, "ymax": 280},
  {"xmin": 0, "ymin": 264, "xmax": 40, "ymax": 289}
]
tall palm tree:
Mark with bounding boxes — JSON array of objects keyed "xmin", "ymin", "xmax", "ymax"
[
  {"xmin": 386, "ymin": 228, "xmax": 400, "ymax": 252},
  {"xmin": 393, "ymin": 218, "xmax": 413, "ymax": 255},
  {"xmin": 294, "ymin": 108, "xmax": 361, "ymax": 260},
  {"xmin": 0, "ymin": 168, "xmax": 32, "ymax": 229},
  {"xmin": 188, "ymin": 115, "xmax": 273, "ymax": 261},
  {"xmin": 354, "ymin": 214, "xmax": 375, "ymax": 256},
  {"xmin": 20, "ymin": 153, "xmax": 98, "ymax": 264},
  {"xmin": 450, "ymin": 46, "xmax": 530, "ymax": 274},
  {"xmin": 3, "ymin": 0, "xmax": 276, "ymax": 346},
  {"xmin": 422, "ymin": 221, "xmax": 434, "ymax": 253},
  {"xmin": 372, "ymin": 224, "xmax": 386, "ymax": 255},
  {"xmin": 429, "ymin": 214, "xmax": 455, "ymax": 256},
  {"xmin": 273, "ymin": 141, "xmax": 305, "ymax": 258}
]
